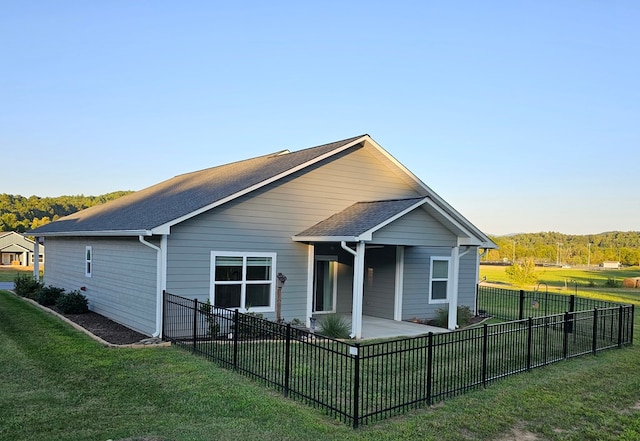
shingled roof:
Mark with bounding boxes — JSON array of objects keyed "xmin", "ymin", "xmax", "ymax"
[
  {"xmin": 294, "ymin": 197, "xmax": 428, "ymax": 241},
  {"xmin": 28, "ymin": 135, "xmax": 366, "ymax": 236}
]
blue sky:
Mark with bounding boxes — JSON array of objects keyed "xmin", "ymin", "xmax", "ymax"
[{"xmin": 2, "ymin": 1, "xmax": 638, "ymax": 235}]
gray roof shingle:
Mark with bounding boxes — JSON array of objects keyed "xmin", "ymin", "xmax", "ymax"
[
  {"xmin": 294, "ymin": 197, "xmax": 428, "ymax": 239},
  {"xmin": 29, "ymin": 135, "xmax": 366, "ymax": 235}
]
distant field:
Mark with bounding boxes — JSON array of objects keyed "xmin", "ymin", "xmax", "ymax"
[{"xmin": 480, "ymin": 264, "xmax": 640, "ymax": 305}]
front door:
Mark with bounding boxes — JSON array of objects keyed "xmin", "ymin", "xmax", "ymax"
[{"xmin": 314, "ymin": 256, "xmax": 337, "ymax": 313}]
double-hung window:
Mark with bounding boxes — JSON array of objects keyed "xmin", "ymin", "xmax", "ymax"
[
  {"xmin": 429, "ymin": 256, "xmax": 450, "ymax": 303},
  {"xmin": 210, "ymin": 252, "xmax": 276, "ymax": 312}
]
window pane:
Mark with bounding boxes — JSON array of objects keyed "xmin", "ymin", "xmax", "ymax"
[
  {"xmin": 246, "ymin": 257, "xmax": 271, "ymax": 280},
  {"xmin": 432, "ymin": 281, "xmax": 447, "ymax": 300},
  {"xmin": 246, "ymin": 284, "xmax": 270, "ymax": 307},
  {"xmin": 215, "ymin": 256, "xmax": 242, "ymax": 281},
  {"xmin": 433, "ymin": 260, "xmax": 448, "ymax": 279},
  {"xmin": 214, "ymin": 285, "xmax": 241, "ymax": 308}
]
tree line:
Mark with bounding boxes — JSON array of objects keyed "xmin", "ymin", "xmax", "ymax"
[
  {"xmin": 2, "ymin": 192, "xmax": 638, "ymax": 267},
  {"xmin": 0, "ymin": 192, "xmax": 132, "ymax": 232},
  {"xmin": 487, "ymin": 231, "xmax": 640, "ymax": 267}
]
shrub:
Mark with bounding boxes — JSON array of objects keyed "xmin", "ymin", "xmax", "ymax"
[
  {"xmin": 198, "ymin": 300, "xmax": 221, "ymax": 337},
  {"xmin": 434, "ymin": 305, "xmax": 474, "ymax": 328},
  {"xmin": 55, "ymin": 290, "xmax": 89, "ymax": 314},
  {"xmin": 317, "ymin": 314, "xmax": 351, "ymax": 339},
  {"xmin": 13, "ymin": 273, "xmax": 43, "ymax": 299},
  {"xmin": 35, "ymin": 285, "xmax": 65, "ymax": 306},
  {"xmin": 604, "ymin": 277, "xmax": 621, "ymax": 288}
]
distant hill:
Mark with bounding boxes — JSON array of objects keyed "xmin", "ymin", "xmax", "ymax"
[
  {"xmin": 0, "ymin": 192, "xmax": 132, "ymax": 233},
  {"xmin": 487, "ymin": 231, "xmax": 640, "ymax": 267}
]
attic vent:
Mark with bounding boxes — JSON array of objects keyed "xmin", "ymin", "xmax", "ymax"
[{"xmin": 274, "ymin": 150, "xmax": 291, "ymax": 156}]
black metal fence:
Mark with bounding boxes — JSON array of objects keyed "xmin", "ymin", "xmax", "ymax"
[{"xmin": 163, "ymin": 290, "xmax": 634, "ymax": 428}]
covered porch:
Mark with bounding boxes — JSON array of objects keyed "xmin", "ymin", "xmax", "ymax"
[
  {"xmin": 294, "ymin": 197, "xmax": 487, "ymax": 339},
  {"xmin": 343, "ymin": 314, "xmax": 449, "ymax": 340}
]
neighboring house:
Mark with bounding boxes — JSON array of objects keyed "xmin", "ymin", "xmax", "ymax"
[
  {"xmin": 601, "ymin": 261, "xmax": 621, "ymax": 269},
  {"xmin": 28, "ymin": 135, "xmax": 496, "ymax": 338},
  {"xmin": 0, "ymin": 231, "xmax": 44, "ymax": 266}
]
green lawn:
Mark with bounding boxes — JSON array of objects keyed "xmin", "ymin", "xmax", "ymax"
[
  {"xmin": 481, "ymin": 265, "xmax": 640, "ymax": 306},
  {"xmin": 2, "ymin": 290, "xmax": 640, "ymax": 441},
  {"xmin": 0, "ymin": 266, "xmax": 41, "ymax": 282}
]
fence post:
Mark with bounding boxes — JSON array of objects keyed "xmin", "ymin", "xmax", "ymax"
[
  {"xmin": 352, "ymin": 343, "xmax": 360, "ymax": 429},
  {"xmin": 233, "ymin": 309, "xmax": 239, "ymax": 370},
  {"xmin": 482, "ymin": 324, "xmax": 488, "ymax": 387},
  {"xmin": 519, "ymin": 290, "xmax": 525, "ymax": 321},
  {"xmin": 426, "ymin": 332, "xmax": 433, "ymax": 404},
  {"xmin": 566, "ymin": 296, "xmax": 575, "ymax": 334},
  {"xmin": 592, "ymin": 307, "xmax": 598, "ymax": 355},
  {"xmin": 563, "ymin": 311, "xmax": 570, "ymax": 359},
  {"xmin": 631, "ymin": 305, "xmax": 635, "ymax": 345},
  {"xmin": 192, "ymin": 298, "xmax": 199, "ymax": 353},
  {"xmin": 162, "ymin": 290, "xmax": 166, "ymax": 340},
  {"xmin": 618, "ymin": 306, "xmax": 623, "ymax": 348},
  {"xmin": 526, "ymin": 317, "xmax": 533, "ymax": 371},
  {"xmin": 284, "ymin": 324, "xmax": 291, "ymax": 398}
]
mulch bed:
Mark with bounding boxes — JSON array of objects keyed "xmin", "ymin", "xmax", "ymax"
[{"xmin": 50, "ymin": 306, "xmax": 149, "ymax": 345}]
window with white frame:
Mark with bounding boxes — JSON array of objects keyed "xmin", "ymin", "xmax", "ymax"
[
  {"xmin": 429, "ymin": 256, "xmax": 450, "ymax": 303},
  {"xmin": 85, "ymin": 246, "xmax": 92, "ymax": 277},
  {"xmin": 210, "ymin": 252, "xmax": 276, "ymax": 311}
]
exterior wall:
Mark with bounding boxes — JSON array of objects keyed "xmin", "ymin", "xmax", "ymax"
[
  {"xmin": 362, "ymin": 246, "xmax": 396, "ymax": 319},
  {"xmin": 401, "ymin": 246, "xmax": 479, "ymax": 321},
  {"xmin": 166, "ymin": 144, "xmax": 423, "ymax": 322},
  {"xmin": 371, "ymin": 208, "xmax": 457, "ymax": 246},
  {"xmin": 43, "ymin": 236, "xmax": 158, "ymax": 335}
]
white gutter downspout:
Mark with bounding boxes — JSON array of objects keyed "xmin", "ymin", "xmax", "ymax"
[
  {"xmin": 33, "ymin": 238, "xmax": 40, "ymax": 282},
  {"xmin": 342, "ymin": 241, "xmax": 366, "ymax": 339},
  {"xmin": 448, "ymin": 245, "xmax": 472, "ymax": 330},
  {"xmin": 139, "ymin": 235, "xmax": 166, "ymax": 338}
]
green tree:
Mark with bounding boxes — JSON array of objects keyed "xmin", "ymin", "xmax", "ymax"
[{"xmin": 505, "ymin": 259, "xmax": 538, "ymax": 286}]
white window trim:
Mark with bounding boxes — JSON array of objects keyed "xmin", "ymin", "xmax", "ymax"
[
  {"xmin": 85, "ymin": 246, "xmax": 92, "ymax": 278},
  {"xmin": 429, "ymin": 256, "xmax": 450, "ymax": 304},
  {"xmin": 313, "ymin": 255, "xmax": 338, "ymax": 314},
  {"xmin": 209, "ymin": 251, "xmax": 277, "ymax": 313}
]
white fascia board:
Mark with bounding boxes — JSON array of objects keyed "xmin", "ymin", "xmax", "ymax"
[
  {"xmin": 154, "ymin": 136, "xmax": 370, "ymax": 233},
  {"xmin": 30, "ymin": 230, "xmax": 153, "ymax": 237},
  {"xmin": 358, "ymin": 197, "xmax": 429, "ymax": 240},
  {"xmin": 292, "ymin": 235, "xmax": 360, "ymax": 243},
  {"xmin": 365, "ymin": 137, "xmax": 496, "ymax": 248}
]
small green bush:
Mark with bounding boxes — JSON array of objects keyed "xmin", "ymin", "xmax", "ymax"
[
  {"xmin": 13, "ymin": 273, "xmax": 43, "ymax": 299},
  {"xmin": 35, "ymin": 285, "xmax": 65, "ymax": 306},
  {"xmin": 318, "ymin": 314, "xmax": 351, "ymax": 339},
  {"xmin": 55, "ymin": 290, "xmax": 89, "ymax": 314},
  {"xmin": 434, "ymin": 305, "xmax": 474, "ymax": 328},
  {"xmin": 604, "ymin": 278, "xmax": 621, "ymax": 288}
]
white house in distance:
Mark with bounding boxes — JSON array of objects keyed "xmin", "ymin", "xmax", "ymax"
[
  {"xmin": 28, "ymin": 135, "xmax": 496, "ymax": 339},
  {"xmin": 0, "ymin": 231, "xmax": 44, "ymax": 267}
]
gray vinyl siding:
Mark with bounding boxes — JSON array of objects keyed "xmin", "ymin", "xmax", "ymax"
[
  {"xmin": 43, "ymin": 237, "xmax": 157, "ymax": 335},
  {"xmin": 362, "ymin": 247, "xmax": 396, "ymax": 319},
  {"xmin": 371, "ymin": 208, "xmax": 457, "ymax": 246},
  {"xmin": 401, "ymin": 246, "xmax": 478, "ymax": 321},
  {"xmin": 335, "ymin": 262, "xmax": 354, "ymax": 313},
  {"xmin": 166, "ymin": 145, "xmax": 423, "ymax": 322},
  {"xmin": 457, "ymin": 248, "xmax": 479, "ymax": 314}
]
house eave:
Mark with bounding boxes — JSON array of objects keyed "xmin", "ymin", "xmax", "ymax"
[
  {"xmin": 28, "ymin": 230, "xmax": 153, "ymax": 238},
  {"xmin": 292, "ymin": 235, "xmax": 365, "ymax": 243}
]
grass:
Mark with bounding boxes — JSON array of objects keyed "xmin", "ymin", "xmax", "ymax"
[
  {"xmin": 481, "ymin": 265, "xmax": 640, "ymax": 306},
  {"xmin": 0, "ymin": 265, "xmax": 42, "ymax": 282},
  {"xmin": 3, "ymin": 289, "xmax": 640, "ymax": 440}
]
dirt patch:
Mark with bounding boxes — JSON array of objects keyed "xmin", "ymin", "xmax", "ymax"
[
  {"xmin": 495, "ymin": 427, "xmax": 540, "ymax": 441},
  {"xmin": 49, "ymin": 306, "xmax": 150, "ymax": 345}
]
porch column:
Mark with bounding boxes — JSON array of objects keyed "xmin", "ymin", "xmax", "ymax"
[
  {"xmin": 447, "ymin": 246, "xmax": 459, "ymax": 330},
  {"xmin": 33, "ymin": 238, "xmax": 40, "ymax": 282},
  {"xmin": 350, "ymin": 241, "xmax": 366, "ymax": 339}
]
